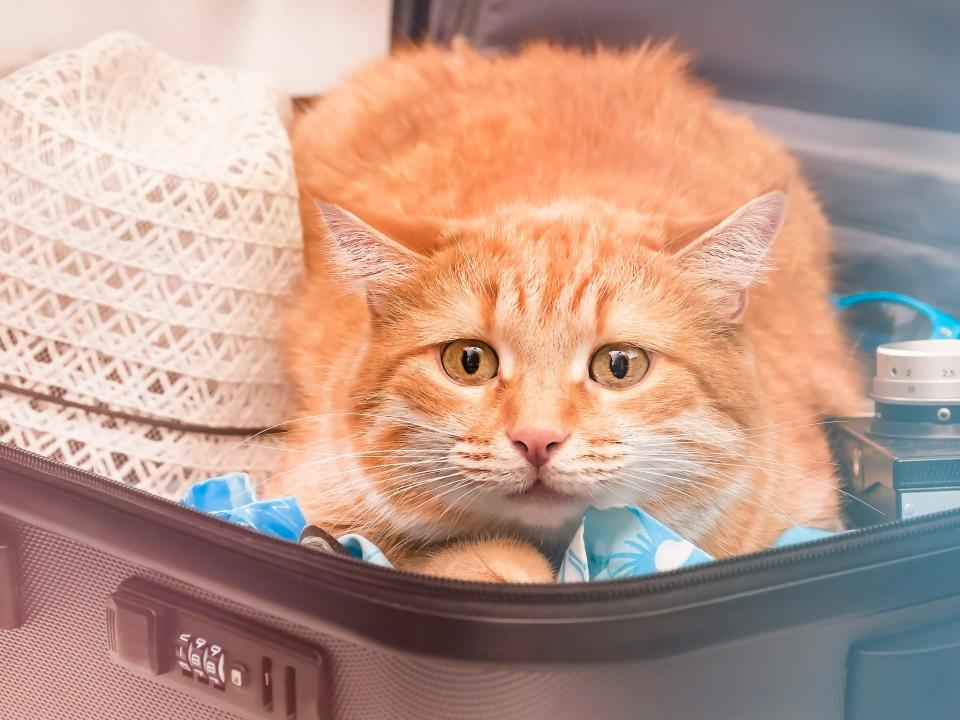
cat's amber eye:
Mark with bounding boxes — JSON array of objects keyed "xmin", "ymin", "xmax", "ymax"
[
  {"xmin": 589, "ymin": 344, "xmax": 650, "ymax": 389},
  {"xmin": 440, "ymin": 339, "xmax": 499, "ymax": 385}
]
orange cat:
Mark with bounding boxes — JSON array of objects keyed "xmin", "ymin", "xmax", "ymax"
[{"xmin": 266, "ymin": 40, "xmax": 860, "ymax": 583}]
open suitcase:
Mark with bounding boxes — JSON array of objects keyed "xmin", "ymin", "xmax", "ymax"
[{"xmin": 3, "ymin": 2, "xmax": 960, "ymax": 718}]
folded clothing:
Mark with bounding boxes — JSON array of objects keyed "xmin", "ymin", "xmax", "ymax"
[
  {"xmin": 182, "ymin": 474, "xmax": 836, "ymax": 582},
  {"xmin": 181, "ymin": 473, "xmax": 393, "ymax": 568}
]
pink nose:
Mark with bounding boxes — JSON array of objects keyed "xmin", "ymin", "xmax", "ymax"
[{"xmin": 509, "ymin": 428, "xmax": 569, "ymax": 468}]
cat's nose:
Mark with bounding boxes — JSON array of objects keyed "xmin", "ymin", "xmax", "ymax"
[{"xmin": 509, "ymin": 428, "xmax": 569, "ymax": 468}]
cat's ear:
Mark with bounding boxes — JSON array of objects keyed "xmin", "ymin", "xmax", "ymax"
[
  {"xmin": 315, "ymin": 201, "xmax": 425, "ymax": 312},
  {"xmin": 672, "ymin": 191, "xmax": 787, "ymax": 320}
]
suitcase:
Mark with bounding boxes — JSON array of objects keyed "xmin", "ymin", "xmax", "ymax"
[{"xmin": 3, "ymin": 2, "xmax": 960, "ymax": 718}]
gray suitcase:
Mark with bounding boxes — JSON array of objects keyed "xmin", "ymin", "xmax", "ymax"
[{"xmin": 3, "ymin": 2, "xmax": 960, "ymax": 718}]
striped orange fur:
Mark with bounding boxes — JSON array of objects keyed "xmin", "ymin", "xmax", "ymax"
[{"xmin": 265, "ymin": 41, "xmax": 861, "ymax": 582}]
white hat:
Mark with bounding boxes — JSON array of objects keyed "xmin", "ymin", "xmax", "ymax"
[{"xmin": 0, "ymin": 33, "xmax": 301, "ymax": 498}]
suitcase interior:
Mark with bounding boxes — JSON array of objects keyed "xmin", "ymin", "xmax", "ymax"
[{"xmin": 3, "ymin": 2, "xmax": 960, "ymax": 719}]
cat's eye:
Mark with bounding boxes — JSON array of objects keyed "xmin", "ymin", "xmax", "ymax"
[
  {"xmin": 441, "ymin": 339, "xmax": 499, "ymax": 385},
  {"xmin": 589, "ymin": 344, "xmax": 650, "ymax": 389}
]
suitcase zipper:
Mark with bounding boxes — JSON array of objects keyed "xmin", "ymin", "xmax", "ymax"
[{"xmin": 3, "ymin": 440, "xmax": 959, "ymax": 604}]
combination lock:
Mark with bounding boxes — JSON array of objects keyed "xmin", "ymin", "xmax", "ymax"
[
  {"xmin": 107, "ymin": 578, "xmax": 328, "ymax": 719},
  {"xmin": 175, "ymin": 633, "xmax": 227, "ymax": 688}
]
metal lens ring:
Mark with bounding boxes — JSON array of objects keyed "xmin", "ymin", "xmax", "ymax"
[
  {"xmin": 871, "ymin": 340, "xmax": 960, "ymax": 439},
  {"xmin": 873, "ymin": 340, "xmax": 960, "ymax": 404}
]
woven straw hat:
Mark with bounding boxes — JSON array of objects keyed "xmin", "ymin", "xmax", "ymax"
[{"xmin": 0, "ymin": 33, "xmax": 302, "ymax": 498}]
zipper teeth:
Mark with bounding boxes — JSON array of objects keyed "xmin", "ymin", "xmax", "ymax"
[{"xmin": 5, "ymin": 441, "xmax": 960, "ymax": 604}]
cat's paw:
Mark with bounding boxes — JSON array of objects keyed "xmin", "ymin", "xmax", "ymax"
[{"xmin": 415, "ymin": 538, "xmax": 554, "ymax": 583}]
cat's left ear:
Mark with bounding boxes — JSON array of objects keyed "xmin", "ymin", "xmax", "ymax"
[{"xmin": 671, "ymin": 190, "xmax": 787, "ymax": 321}]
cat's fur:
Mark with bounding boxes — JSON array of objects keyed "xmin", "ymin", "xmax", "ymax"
[{"xmin": 266, "ymin": 41, "xmax": 860, "ymax": 582}]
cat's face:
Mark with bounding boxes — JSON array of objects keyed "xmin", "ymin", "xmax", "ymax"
[{"xmin": 320, "ymin": 193, "xmax": 785, "ymax": 543}]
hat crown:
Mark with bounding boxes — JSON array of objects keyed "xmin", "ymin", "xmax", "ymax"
[
  {"xmin": 0, "ymin": 33, "xmax": 302, "ymax": 494},
  {"xmin": 0, "ymin": 32, "xmax": 301, "ymax": 427}
]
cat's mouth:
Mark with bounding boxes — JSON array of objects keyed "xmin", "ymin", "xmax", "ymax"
[{"xmin": 506, "ymin": 479, "xmax": 576, "ymax": 505}]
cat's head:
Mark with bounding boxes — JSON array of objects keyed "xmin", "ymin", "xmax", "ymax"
[{"xmin": 312, "ymin": 191, "xmax": 786, "ymax": 543}]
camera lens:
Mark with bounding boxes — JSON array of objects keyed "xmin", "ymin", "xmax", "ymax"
[
  {"xmin": 873, "ymin": 340, "xmax": 960, "ymax": 403},
  {"xmin": 870, "ymin": 339, "xmax": 960, "ymax": 438}
]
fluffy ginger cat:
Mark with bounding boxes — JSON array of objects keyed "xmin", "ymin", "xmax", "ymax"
[{"xmin": 265, "ymin": 41, "xmax": 860, "ymax": 583}]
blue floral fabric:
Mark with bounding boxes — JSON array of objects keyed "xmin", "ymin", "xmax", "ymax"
[
  {"xmin": 558, "ymin": 506, "xmax": 714, "ymax": 581},
  {"xmin": 183, "ymin": 474, "xmax": 836, "ymax": 581},
  {"xmin": 558, "ymin": 505, "xmax": 835, "ymax": 582},
  {"xmin": 182, "ymin": 474, "xmax": 393, "ymax": 566},
  {"xmin": 181, "ymin": 472, "xmax": 306, "ymax": 541}
]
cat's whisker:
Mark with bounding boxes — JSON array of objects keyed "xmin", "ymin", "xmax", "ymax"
[
  {"xmin": 437, "ymin": 482, "xmax": 488, "ymax": 527},
  {"xmin": 693, "ymin": 458, "xmax": 884, "ymax": 515},
  {"xmin": 243, "ymin": 442, "xmax": 451, "ymax": 457},
  {"xmin": 602, "ymin": 474, "xmax": 753, "ymax": 556},
  {"xmin": 735, "ymin": 411, "xmax": 834, "ymax": 432},
  {"xmin": 300, "ymin": 460, "xmax": 458, "ymax": 495},
  {"xmin": 445, "ymin": 484, "xmax": 490, "ymax": 534},
  {"xmin": 741, "ymin": 418, "xmax": 849, "ymax": 440},
  {"xmin": 399, "ymin": 474, "xmax": 473, "ymax": 518},
  {"xmin": 260, "ymin": 448, "xmax": 450, "ymax": 485},
  {"xmin": 244, "ymin": 408, "xmax": 458, "ymax": 448},
  {"xmin": 618, "ymin": 465, "xmax": 800, "ymax": 529},
  {"xmin": 318, "ymin": 469, "xmax": 451, "ymax": 499},
  {"xmin": 296, "ymin": 469, "xmax": 465, "ymax": 536},
  {"xmin": 296, "ymin": 473, "xmax": 460, "ymax": 511},
  {"xmin": 629, "ymin": 439, "xmax": 881, "ymax": 514},
  {"xmin": 260, "ymin": 455, "xmax": 452, "ymax": 497},
  {"xmin": 228, "ymin": 410, "xmax": 379, "ymax": 452},
  {"xmin": 605, "ymin": 473, "xmax": 705, "ymax": 509}
]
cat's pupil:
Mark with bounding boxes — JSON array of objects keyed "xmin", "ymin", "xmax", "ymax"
[
  {"xmin": 461, "ymin": 347, "xmax": 481, "ymax": 374},
  {"xmin": 609, "ymin": 351, "xmax": 629, "ymax": 379}
]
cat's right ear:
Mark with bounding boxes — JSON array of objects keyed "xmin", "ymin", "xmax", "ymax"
[
  {"xmin": 315, "ymin": 201, "xmax": 424, "ymax": 312},
  {"xmin": 670, "ymin": 191, "xmax": 787, "ymax": 320}
]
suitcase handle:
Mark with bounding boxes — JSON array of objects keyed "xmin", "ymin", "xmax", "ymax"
[{"xmin": 847, "ymin": 617, "xmax": 960, "ymax": 719}]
